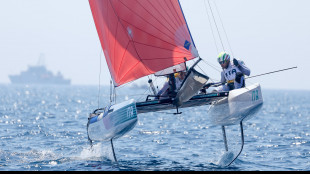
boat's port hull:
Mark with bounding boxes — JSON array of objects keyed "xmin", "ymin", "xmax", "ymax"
[{"xmin": 87, "ymin": 99, "xmax": 138, "ymax": 141}]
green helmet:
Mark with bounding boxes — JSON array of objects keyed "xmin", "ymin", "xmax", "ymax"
[{"xmin": 217, "ymin": 52, "xmax": 230, "ymax": 64}]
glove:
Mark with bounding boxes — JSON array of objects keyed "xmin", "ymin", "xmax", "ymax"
[
  {"xmin": 204, "ymin": 83, "xmax": 212, "ymax": 89},
  {"xmin": 233, "ymin": 58, "xmax": 239, "ymax": 67},
  {"xmin": 235, "ymin": 72, "xmax": 244, "ymax": 83},
  {"xmin": 200, "ymin": 88, "xmax": 206, "ymax": 94}
]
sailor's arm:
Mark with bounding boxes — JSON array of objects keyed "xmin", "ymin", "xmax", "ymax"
[
  {"xmin": 233, "ymin": 59, "xmax": 251, "ymax": 76},
  {"xmin": 201, "ymin": 72, "xmax": 225, "ymax": 90}
]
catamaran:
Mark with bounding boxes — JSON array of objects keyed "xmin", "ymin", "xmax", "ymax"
[{"xmin": 86, "ymin": 0, "xmax": 263, "ymax": 166}]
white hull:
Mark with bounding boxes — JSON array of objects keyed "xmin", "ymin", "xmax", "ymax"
[
  {"xmin": 208, "ymin": 83, "xmax": 263, "ymax": 126},
  {"xmin": 87, "ymin": 99, "xmax": 138, "ymax": 141}
]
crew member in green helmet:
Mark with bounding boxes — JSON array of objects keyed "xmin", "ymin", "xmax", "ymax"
[{"xmin": 205, "ymin": 52, "xmax": 251, "ymax": 92}]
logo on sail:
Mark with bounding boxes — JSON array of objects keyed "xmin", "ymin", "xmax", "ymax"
[{"xmin": 184, "ymin": 40, "xmax": 191, "ymax": 50}]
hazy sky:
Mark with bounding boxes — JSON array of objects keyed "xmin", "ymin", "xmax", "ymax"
[{"xmin": 0, "ymin": 0, "xmax": 309, "ymax": 90}]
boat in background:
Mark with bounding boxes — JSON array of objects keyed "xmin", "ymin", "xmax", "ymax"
[{"xmin": 9, "ymin": 55, "xmax": 71, "ymax": 85}]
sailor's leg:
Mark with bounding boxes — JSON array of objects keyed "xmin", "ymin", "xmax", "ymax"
[
  {"xmin": 111, "ymin": 139, "xmax": 118, "ymax": 162},
  {"xmin": 214, "ymin": 85, "xmax": 223, "ymax": 92},
  {"xmin": 215, "ymin": 85, "xmax": 230, "ymax": 93}
]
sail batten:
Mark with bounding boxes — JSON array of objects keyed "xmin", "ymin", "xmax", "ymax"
[
  {"xmin": 133, "ymin": 41, "xmax": 194, "ymax": 54},
  {"xmin": 119, "ymin": 1, "xmax": 183, "ymax": 42},
  {"xmin": 149, "ymin": 0, "xmax": 188, "ymax": 40},
  {"xmin": 110, "ymin": 0, "xmax": 155, "ymax": 79},
  {"xmin": 116, "ymin": 41, "xmax": 131, "ymax": 80},
  {"xmin": 108, "ymin": 0, "xmax": 148, "ymax": 78},
  {"xmin": 120, "ymin": 20, "xmax": 186, "ymax": 52},
  {"xmin": 165, "ymin": 0, "xmax": 186, "ymax": 32},
  {"xmin": 89, "ymin": 0, "xmax": 199, "ymax": 86},
  {"xmin": 155, "ymin": 1, "xmax": 182, "ymax": 35},
  {"xmin": 136, "ymin": 0, "xmax": 186, "ymax": 40},
  {"xmin": 118, "ymin": 61, "xmax": 141, "ymax": 84}
]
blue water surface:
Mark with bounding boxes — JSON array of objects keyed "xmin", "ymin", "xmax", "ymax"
[{"xmin": 0, "ymin": 84, "xmax": 309, "ymax": 171}]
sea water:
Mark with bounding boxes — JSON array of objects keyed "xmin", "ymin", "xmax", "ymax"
[{"xmin": 0, "ymin": 84, "xmax": 309, "ymax": 171}]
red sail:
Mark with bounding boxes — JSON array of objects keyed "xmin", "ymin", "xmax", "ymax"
[{"xmin": 89, "ymin": 0, "xmax": 199, "ymax": 86}]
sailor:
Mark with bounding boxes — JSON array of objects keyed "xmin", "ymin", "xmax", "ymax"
[
  {"xmin": 205, "ymin": 52, "xmax": 250, "ymax": 92},
  {"xmin": 156, "ymin": 71, "xmax": 186, "ymax": 99}
]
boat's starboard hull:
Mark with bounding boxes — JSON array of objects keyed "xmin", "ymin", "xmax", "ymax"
[
  {"xmin": 87, "ymin": 99, "xmax": 138, "ymax": 141},
  {"xmin": 208, "ymin": 83, "xmax": 263, "ymax": 126}
]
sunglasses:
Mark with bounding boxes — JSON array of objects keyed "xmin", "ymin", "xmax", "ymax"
[{"xmin": 219, "ymin": 60, "xmax": 227, "ymax": 65}]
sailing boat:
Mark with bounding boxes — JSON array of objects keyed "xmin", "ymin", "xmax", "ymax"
[{"xmin": 86, "ymin": 0, "xmax": 263, "ymax": 166}]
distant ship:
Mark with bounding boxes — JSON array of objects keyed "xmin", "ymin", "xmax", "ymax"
[{"xmin": 9, "ymin": 54, "xmax": 71, "ymax": 85}]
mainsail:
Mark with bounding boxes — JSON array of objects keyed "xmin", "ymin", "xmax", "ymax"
[{"xmin": 89, "ymin": 0, "xmax": 199, "ymax": 86}]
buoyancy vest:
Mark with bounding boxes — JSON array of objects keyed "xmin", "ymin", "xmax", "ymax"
[
  {"xmin": 223, "ymin": 63, "xmax": 242, "ymax": 82},
  {"xmin": 222, "ymin": 63, "xmax": 242, "ymax": 90}
]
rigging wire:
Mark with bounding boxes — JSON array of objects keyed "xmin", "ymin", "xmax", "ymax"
[
  {"xmin": 200, "ymin": 0, "xmax": 226, "ymax": 82},
  {"xmin": 137, "ymin": 75, "xmax": 164, "ymax": 102},
  {"xmin": 202, "ymin": 0, "xmax": 239, "ymax": 83},
  {"xmin": 201, "ymin": 58, "xmax": 222, "ymax": 73},
  {"xmin": 114, "ymin": 86, "xmax": 117, "ymax": 104},
  {"xmin": 203, "ymin": 0, "xmax": 219, "ymax": 53},
  {"xmin": 212, "ymin": 0, "xmax": 235, "ymax": 58},
  {"xmin": 197, "ymin": 64, "xmax": 217, "ymax": 83},
  {"xmin": 109, "ymin": 74, "xmax": 162, "ymax": 102},
  {"xmin": 207, "ymin": 0, "xmax": 226, "ymax": 52},
  {"xmin": 97, "ymin": 49, "xmax": 103, "ymax": 109},
  {"xmin": 110, "ymin": 80, "xmax": 113, "ymax": 105}
]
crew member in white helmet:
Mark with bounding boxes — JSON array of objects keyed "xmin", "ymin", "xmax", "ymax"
[{"xmin": 205, "ymin": 52, "xmax": 251, "ymax": 92}]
